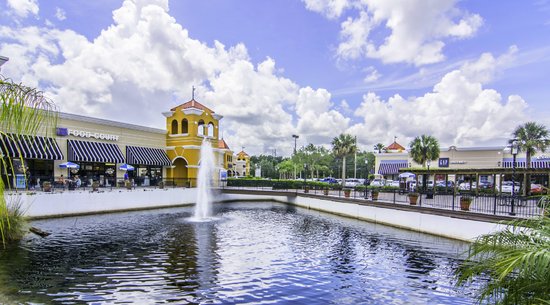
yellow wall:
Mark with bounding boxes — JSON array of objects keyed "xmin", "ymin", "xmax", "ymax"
[
  {"xmin": 165, "ymin": 101, "xmax": 220, "ymax": 181},
  {"xmin": 235, "ymin": 152, "xmax": 250, "ymax": 176}
]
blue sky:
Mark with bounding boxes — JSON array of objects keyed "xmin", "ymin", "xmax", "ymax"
[{"xmin": 1, "ymin": 0, "xmax": 549, "ymax": 155}]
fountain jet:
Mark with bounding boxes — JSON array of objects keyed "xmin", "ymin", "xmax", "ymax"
[{"xmin": 194, "ymin": 138, "xmax": 215, "ymax": 220}]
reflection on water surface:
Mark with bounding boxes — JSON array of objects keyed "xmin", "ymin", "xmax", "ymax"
[{"xmin": 0, "ymin": 202, "xmax": 477, "ymax": 304}]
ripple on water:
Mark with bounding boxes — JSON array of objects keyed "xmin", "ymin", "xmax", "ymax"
[{"xmin": 0, "ymin": 203, "xmax": 478, "ymax": 304}]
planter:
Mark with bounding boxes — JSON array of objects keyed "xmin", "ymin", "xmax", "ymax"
[
  {"xmin": 158, "ymin": 181, "xmax": 164, "ymax": 189},
  {"xmin": 42, "ymin": 182, "xmax": 52, "ymax": 192},
  {"xmin": 323, "ymin": 188, "xmax": 329, "ymax": 196},
  {"xmin": 460, "ymin": 198, "xmax": 472, "ymax": 211},
  {"xmin": 125, "ymin": 181, "xmax": 132, "ymax": 190},
  {"xmin": 371, "ymin": 191, "xmax": 379, "ymax": 201},
  {"xmin": 408, "ymin": 194, "xmax": 419, "ymax": 205},
  {"xmin": 304, "ymin": 186, "xmax": 309, "ymax": 193},
  {"xmin": 92, "ymin": 182, "xmax": 100, "ymax": 192},
  {"xmin": 344, "ymin": 189, "xmax": 351, "ymax": 198}
]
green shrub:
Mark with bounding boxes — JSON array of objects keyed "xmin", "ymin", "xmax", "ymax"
[
  {"xmin": 0, "ymin": 198, "xmax": 26, "ymax": 246},
  {"xmin": 227, "ymin": 178, "xmax": 332, "ymax": 190}
]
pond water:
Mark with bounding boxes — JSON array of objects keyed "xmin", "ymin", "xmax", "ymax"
[{"xmin": 0, "ymin": 202, "xmax": 478, "ymax": 304}]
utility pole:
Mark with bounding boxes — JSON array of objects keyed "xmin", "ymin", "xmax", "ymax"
[
  {"xmin": 292, "ymin": 135, "xmax": 299, "ymax": 155},
  {"xmin": 354, "ymin": 136, "xmax": 357, "ymax": 179},
  {"xmin": 292, "ymin": 135, "xmax": 299, "ymax": 180}
]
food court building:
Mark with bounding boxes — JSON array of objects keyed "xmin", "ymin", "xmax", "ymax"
[{"xmin": 1, "ymin": 99, "xmax": 233, "ymax": 189}]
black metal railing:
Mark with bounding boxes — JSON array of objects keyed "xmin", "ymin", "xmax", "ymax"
[
  {"xmin": 26, "ymin": 177, "xmax": 200, "ymax": 193},
  {"xmin": 221, "ymin": 182, "xmax": 547, "ymax": 219},
  {"xmin": 18, "ymin": 176, "xmax": 547, "ymax": 218}
]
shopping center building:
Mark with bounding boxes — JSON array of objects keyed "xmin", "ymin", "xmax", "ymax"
[
  {"xmin": 375, "ymin": 141, "xmax": 550, "ymax": 187},
  {"xmin": 1, "ymin": 98, "xmax": 243, "ymax": 189}
]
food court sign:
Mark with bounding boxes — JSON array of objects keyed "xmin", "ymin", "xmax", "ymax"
[{"xmin": 57, "ymin": 128, "xmax": 119, "ymax": 141}]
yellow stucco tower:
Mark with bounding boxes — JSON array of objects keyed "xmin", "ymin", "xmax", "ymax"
[
  {"xmin": 235, "ymin": 150, "xmax": 250, "ymax": 177},
  {"xmin": 163, "ymin": 99, "xmax": 223, "ymax": 186}
]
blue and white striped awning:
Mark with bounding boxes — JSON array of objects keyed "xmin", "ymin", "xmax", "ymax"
[
  {"xmin": 502, "ymin": 158, "xmax": 550, "ymax": 168},
  {"xmin": 0, "ymin": 133, "xmax": 63, "ymax": 160},
  {"xmin": 126, "ymin": 145, "xmax": 171, "ymax": 166},
  {"xmin": 67, "ymin": 139, "xmax": 124, "ymax": 163},
  {"xmin": 378, "ymin": 160, "xmax": 408, "ymax": 175}
]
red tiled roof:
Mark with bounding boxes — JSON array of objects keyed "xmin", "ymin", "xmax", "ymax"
[
  {"xmin": 170, "ymin": 99, "xmax": 215, "ymax": 113},
  {"xmin": 218, "ymin": 139, "xmax": 230, "ymax": 150},
  {"xmin": 386, "ymin": 141, "xmax": 406, "ymax": 151},
  {"xmin": 237, "ymin": 151, "xmax": 249, "ymax": 157}
]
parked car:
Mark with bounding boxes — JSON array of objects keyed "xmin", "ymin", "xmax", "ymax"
[
  {"xmin": 344, "ymin": 179, "xmax": 361, "ymax": 187},
  {"xmin": 459, "ymin": 182, "xmax": 477, "ymax": 190},
  {"xmin": 530, "ymin": 183, "xmax": 543, "ymax": 194},
  {"xmin": 436, "ymin": 181, "xmax": 454, "ymax": 188},
  {"xmin": 320, "ymin": 177, "xmax": 338, "ymax": 184},
  {"xmin": 386, "ymin": 180, "xmax": 400, "ymax": 187},
  {"xmin": 370, "ymin": 179, "xmax": 386, "ymax": 187},
  {"xmin": 498, "ymin": 181, "xmax": 520, "ymax": 194},
  {"xmin": 478, "ymin": 181, "xmax": 494, "ymax": 189}
]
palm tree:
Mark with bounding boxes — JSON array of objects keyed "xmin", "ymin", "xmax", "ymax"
[
  {"xmin": 374, "ymin": 143, "xmax": 385, "ymax": 153},
  {"xmin": 332, "ymin": 134, "xmax": 357, "ymax": 187},
  {"xmin": 409, "ymin": 135, "xmax": 440, "ymax": 167},
  {"xmin": 456, "ymin": 203, "xmax": 550, "ymax": 304},
  {"xmin": 0, "ymin": 76, "xmax": 57, "ymax": 247},
  {"xmin": 513, "ymin": 122, "xmax": 550, "ymax": 195},
  {"xmin": 409, "ymin": 135, "xmax": 440, "ymax": 191}
]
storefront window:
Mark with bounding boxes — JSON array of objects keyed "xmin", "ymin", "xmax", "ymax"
[
  {"xmin": 75, "ymin": 162, "xmax": 116, "ymax": 187},
  {"xmin": 132, "ymin": 166, "xmax": 163, "ymax": 186},
  {"xmin": 1, "ymin": 159, "xmax": 54, "ymax": 189}
]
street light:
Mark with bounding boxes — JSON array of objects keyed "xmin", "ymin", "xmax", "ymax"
[
  {"xmin": 364, "ymin": 159, "xmax": 369, "ymax": 199},
  {"xmin": 303, "ymin": 163, "xmax": 308, "ymax": 193},
  {"xmin": 426, "ymin": 159, "xmax": 431, "ymax": 191},
  {"xmin": 510, "ymin": 139, "xmax": 519, "ymax": 216},
  {"xmin": 426, "ymin": 159, "xmax": 433, "ymax": 199},
  {"xmin": 292, "ymin": 134, "xmax": 299, "ymax": 155}
]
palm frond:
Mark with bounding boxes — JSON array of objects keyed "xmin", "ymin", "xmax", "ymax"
[{"xmin": 456, "ymin": 204, "xmax": 550, "ymax": 304}]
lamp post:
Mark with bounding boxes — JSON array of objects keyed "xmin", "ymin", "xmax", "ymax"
[
  {"xmin": 292, "ymin": 134, "xmax": 299, "ymax": 155},
  {"xmin": 510, "ymin": 139, "xmax": 519, "ymax": 216},
  {"xmin": 364, "ymin": 159, "xmax": 369, "ymax": 199},
  {"xmin": 426, "ymin": 159, "xmax": 431, "ymax": 191},
  {"xmin": 426, "ymin": 159, "xmax": 433, "ymax": 199},
  {"xmin": 303, "ymin": 163, "xmax": 308, "ymax": 193}
]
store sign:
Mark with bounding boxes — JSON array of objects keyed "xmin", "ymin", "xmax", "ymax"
[
  {"xmin": 451, "ymin": 161, "xmax": 467, "ymax": 164},
  {"xmin": 438, "ymin": 158, "xmax": 449, "ymax": 168},
  {"xmin": 536, "ymin": 155, "xmax": 550, "ymax": 160},
  {"xmin": 57, "ymin": 128, "xmax": 119, "ymax": 141}
]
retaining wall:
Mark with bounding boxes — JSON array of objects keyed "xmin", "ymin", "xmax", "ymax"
[
  {"xmin": 5, "ymin": 188, "xmax": 508, "ymax": 241},
  {"xmin": 219, "ymin": 191, "xmax": 507, "ymax": 242},
  {"xmin": 6, "ymin": 188, "xmax": 195, "ymax": 218}
]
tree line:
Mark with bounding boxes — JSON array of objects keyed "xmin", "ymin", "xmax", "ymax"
[{"xmin": 250, "ymin": 142, "xmax": 376, "ymax": 181}]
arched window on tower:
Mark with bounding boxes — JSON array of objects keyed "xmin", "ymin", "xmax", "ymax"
[
  {"xmin": 207, "ymin": 122, "xmax": 214, "ymax": 137},
  {"xmin": 198, "ymin": 120, "xmax": 205, "ymax": 136},
  {"xmin": 171, "ymin": 119, "xmax": 178, "ymax": 134},
  {"xmin": 182, "ymin": 119, "xmax": 189, "ymax": 134}
]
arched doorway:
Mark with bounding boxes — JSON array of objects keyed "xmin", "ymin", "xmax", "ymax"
[{"xmin": 172, "ymin": 158, "xmax": 188, "ymax": 187}]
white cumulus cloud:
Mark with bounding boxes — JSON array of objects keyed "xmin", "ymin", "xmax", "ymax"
[
  {"xmin": 348, "ymin": 51, "xmax": 528, "ymax": 149},
  {"xmin": 55, "ymin": 7, "xmax": 66, "ymax": 21},
  {"xmin": 302, "ymin": 0, "xmax": 350, "ymax": 19},
  {"xmin": 306, "ymin": 0, "xmax": 483, "ymax": 66},
  {"xmin": 0, "ymin": 0, "xmax": 350, "ymax": 156},
  {"xmin": 6, "ymin": 0, "xmax": 39, "ymax": 18}
]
